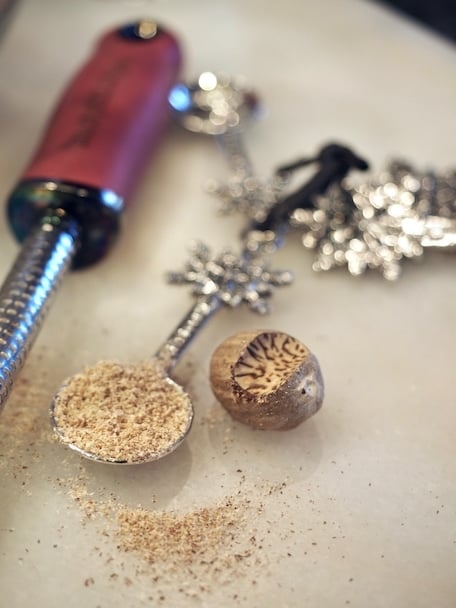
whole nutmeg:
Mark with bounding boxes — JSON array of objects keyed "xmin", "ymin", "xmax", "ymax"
[{"xmin": 209, "ymin": 330, "xmax": 324, "ymax": 430}]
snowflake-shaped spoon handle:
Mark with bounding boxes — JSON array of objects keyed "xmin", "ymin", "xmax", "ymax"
[{"xmin": 155, "ymin": 242, "xmax": 293, "ymax": 373}]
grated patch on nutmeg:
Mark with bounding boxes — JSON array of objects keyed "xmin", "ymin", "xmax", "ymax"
[{"xmin": 234, "ymin": 332, "xmax": 308, "ymax": 395}]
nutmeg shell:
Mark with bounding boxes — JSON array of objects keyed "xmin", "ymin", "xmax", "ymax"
[{"xmin": 209, "ymin": 330, "xmax": 324, "ymax": 430}]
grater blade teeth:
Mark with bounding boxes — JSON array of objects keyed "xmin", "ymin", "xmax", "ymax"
[{"xmin": 0, "ymin": 218, "xmax": 79, "ymax": 410}]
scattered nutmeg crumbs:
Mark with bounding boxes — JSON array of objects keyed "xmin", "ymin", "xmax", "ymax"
[
  {"xmin": 52, "ymin": 360, "xmax": 192, "ymax": 463},
  {"xmin": 116, "ymin": 498, "xmax": 256, "ymax": 579},
  {"xmin": 0, "ymin": 353, "xmax": 334, "ymax": 602},
  {"xmin": 57, "ymin": 468, "xmax": 266, "ymax": 595}
]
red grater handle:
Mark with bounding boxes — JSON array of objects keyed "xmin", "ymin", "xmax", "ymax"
[{"xmin": 21, "ymin": 22, "xmax": 181, "ymax": 203}]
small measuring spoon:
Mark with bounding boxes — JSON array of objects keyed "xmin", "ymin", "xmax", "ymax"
[
  {"xmin": 50, "ymin": 244, "xmax": 293, "ymax": 464},
  {"xmin": 169, "ymin": 71, "xmax": 260, "ymax": 179},
  {"xmin": 49, "ymin": 298, "xmax": 218, "ymax": 464},
  {"xmin": 169, "ymin": 72, "xmax": 287, "ymax": 223}
]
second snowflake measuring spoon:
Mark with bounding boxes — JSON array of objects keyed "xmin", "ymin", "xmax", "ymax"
[
  {"xmin": 169, "ymin": 72, "xmax": 259, "ymax": 179},
  {"xmin": 169, "ymin": 72, "xmax": 286, "ymax": 221}
]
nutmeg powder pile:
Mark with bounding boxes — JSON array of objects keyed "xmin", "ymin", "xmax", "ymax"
[{"xmin": 52, "ymin": 360, "xmax": 192, "ymax": 463}]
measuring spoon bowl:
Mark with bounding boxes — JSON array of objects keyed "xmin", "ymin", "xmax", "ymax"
[
  {"xmin": 50, "ymin": 359, "xmax": 194, "ymax": 465},
  {"xmin": 169, "ymin": 71, "xmax": 260, "ymax": 136}
]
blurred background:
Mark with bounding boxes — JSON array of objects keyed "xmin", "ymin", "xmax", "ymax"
[{"xmin": 380, "ymin": 0, "xmax": 456, "ymax": 42}]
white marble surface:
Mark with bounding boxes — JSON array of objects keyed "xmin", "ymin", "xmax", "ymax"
[{"xmin": 0, "ymin": 1, "xmax": 455, "ymax": 607}]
